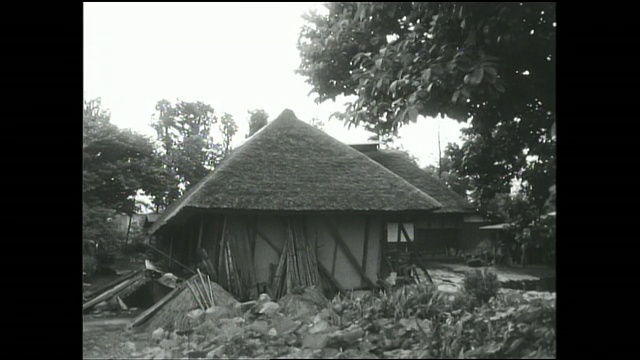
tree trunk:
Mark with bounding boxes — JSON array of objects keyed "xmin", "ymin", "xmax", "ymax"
[{"xmin": 438, "ymin": 117, "xmax": 442, "ymax": 179}]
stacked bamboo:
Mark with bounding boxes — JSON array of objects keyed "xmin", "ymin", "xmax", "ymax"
[
  {"xmin": 186, "ymin": 269, "xmax": 217, "ymax": 311},
  {"xmin": 271, "ymin": 218, "xmax": 321, "ymax": 299},
  {"xmin": 225, "ymin": 221, "xmax": 257, "ymax": 300}
]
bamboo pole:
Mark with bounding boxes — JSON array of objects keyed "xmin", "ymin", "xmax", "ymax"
[
  {"xmin": 194, "ymin": 279, "xmax": 209, "ymax": 309},
  {"xmin": 207, "ymin": 275, "xmax": 215, "ymax": 307},
  {"xmin": 145, "ymin": 244, "xmax": 196, "ymax": 275},
  {"xmin": 186, "ymin": 281, "xmax": 206, "ymax": 311},
  {"xmin": 273, "ymin": 235, "xmax": 288, "ymax": 299},
  {"xmin": 197, "ymin": 269, "xmax": 213, "ymax": 306}
]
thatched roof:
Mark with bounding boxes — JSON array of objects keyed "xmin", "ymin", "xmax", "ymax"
[
  {"xmin": 150, "ymin": 110, "xmax": 442, "ymax": 234},
  {"xmin": 360, "ymin": 149, "xmax": 475, "ymax": 213}
]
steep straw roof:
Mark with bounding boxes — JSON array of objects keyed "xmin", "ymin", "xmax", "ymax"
[
  {"xmin": 361, "ymin": 149, "xmax": 475, "ymax": 213},
  {"xmin": 150, "ymin": 110, "xmax": 442, "ymax": 234}
]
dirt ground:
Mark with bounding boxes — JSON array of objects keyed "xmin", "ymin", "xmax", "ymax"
[
  {"xmin": 424, "ymin": 261, "xmax": 555, "ymax": 281},
  {"xmin": 83, "ymin": 316, "xmax": 140, "ymax": 359}
]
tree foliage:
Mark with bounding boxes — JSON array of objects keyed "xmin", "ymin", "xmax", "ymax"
[
  {"xmin": 309, "ymin": 116, "xmax": 325, "ymax": 130},
  {"xmin": 484, "ymin": 191, "xmax": 556, "ymax": 264},
  {"xmin": 298, "ymin": 2, "xmax": 556, "ymax": 210},
  {"xmin": 150, "ymin": 100, "xmax": 220, "ymax": 206},
  {"xmin": 423, "ymin": 144, "xmax": 472, "ymax": 199},
  {"xmin": 83, "ymin": 98, "xmax": 167, "ymax": 214},
  {"xmin": 246, "ymin": 109, "xmax": 269, "ymax": 138},
  {"xmin": 83, "ymin": 98, "xmax": 167, "ymax": 253},
  {"xmin": 218, "ymin": 112, "xmax": 238, "ymax": 160}
]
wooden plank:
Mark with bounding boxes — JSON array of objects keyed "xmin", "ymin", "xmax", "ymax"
[
  {"xmin": 83, "ymin": 269, "xmax": 142, "ymax": 301},
  {"xmin": 169, "ymin": 234, "xmax": 174, "ymax": 266},
  {"xmin": 317, "ymin": 261, "xmax": 346, "ymax": 294},
  {"xmin": 145, "ymin": 244, "xmax": 196, "ymax": 275},
  {"xmin": 197, "ymin": 217, "xmax": 204, "ymax": 249},
  {"xmin": 255, "ymin": 229, "xmax": 282, "ymax": 256},
  {"xmin": 322, "ymin": 218, "xmax": 376, "ymax": 288},
  {"xmin": 362, "ymin": 216, "xmax": 370, "ymax": 274},
  {"xmin": 331, "ymin": 234, "xmax": 338, "ymax": 276},
  {"xmin": 400, "ymin": 223, "xmax": 412, "ymax": 243},
  {"xmin": 199, "ymin": 248, "xmax": 218, "ymax": 280},
  {"xmin": 217, "ymin": 216, "xmax": 228, "ymax": 286},
  {"xmin": 127, "ymin": 285, "xmax": 183, "ymax": 329},
  {"xmin": 396, "ymin": 223, "xmax": 401, "ymax": 268},
  {"xmin": 83, "ymin": 274, "xmax": 143, "ymax": 311},
  {"xmin": 249, "ymin": 217, "xmax": 258, "ymax": 263}
]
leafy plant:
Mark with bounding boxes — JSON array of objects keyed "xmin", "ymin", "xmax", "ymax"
[
  {"xmin": 83, "ymin": 255, "xmax": 98, "ymax": 278},
  {"xmin": 463, "ymin": 269, "xmax": 501, "ymax": 304},
  {"xmin": 298, "ymin": 2, "xmax": 556, "ymax": 215},
  {"xmin": 120, "ymin": 242, "xmax": 148, "ymax": 256}
]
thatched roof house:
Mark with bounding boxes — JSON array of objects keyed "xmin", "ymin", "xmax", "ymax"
[
  {"xmin": 149, "ymin": 110, "xmax": 478, "ymax": 300},
  {"xmin": 350, "ymin": 146, "xmax": 486, "ymax": 255},
  {"xmin": 361, "ymin": 149, "xmax": 475, "ymax": 213},
  {"xmin": 150, "ymin": 110, "xmax": 441, "ymax": 234}
]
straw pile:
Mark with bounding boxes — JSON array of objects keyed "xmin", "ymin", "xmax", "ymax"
[
  {"xmin": 137, "ymin": 275, "xmax": 238, "ymax": 333},
  {"xmin": 271, "ymin": 219, "xmax": 321, "ymax": 299}
]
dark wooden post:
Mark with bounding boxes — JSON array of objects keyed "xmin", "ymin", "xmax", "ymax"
[
  {"xmin": 125, "ymin": 214, "xmax": 133, "ymax": 245},
  {"xmin": 396, "ymin": 222, "xmax": 402, "ymax": 269},
  {"xmin": 362, "ymin": 216, "xmax": 370, "ymax": 274},
  {"xmin": 197, "ymin": 216, "xmax": 204, "ymax": 249}
]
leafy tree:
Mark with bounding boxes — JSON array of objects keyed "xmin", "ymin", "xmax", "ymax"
[
  {"xmin": 83, "ymin": 98, "xmax": 168, "ymax": 257},
  {"xmin": 423, "ymin": 144, "xmax": 472, "ymax": 199},
  {"xmin": 310, "ymin": 116, "xmax": 325, "ymax": 130},
  {"xmin": 485, "ymin": 191, "xmax": 555, "ymax": 265},
  {"xmin": 246, "ymin": 109, "xmax": 269, "ymax": 138},
  {"xmin": 151, "ymin": 100, "xmax": 220, "ymax": 205},
  {"xmin": 83, "ymin": 98, "xmax": 167, "ymax": 214},
  {"xmin": 218, "ymin": 112, "xmax": 238, "ymax": 160},
  {"xmin": 298, "ymin": 2, "xmax": 556, "ymax": 210}
]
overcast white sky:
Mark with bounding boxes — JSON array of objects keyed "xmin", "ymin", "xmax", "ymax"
[{"xmin": 84, "ymin": 2, "xmax": 466, "ymax": 168}]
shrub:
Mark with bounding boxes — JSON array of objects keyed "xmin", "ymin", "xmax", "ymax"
[
  {"xmin": 83, "ymin": 255, "xmax": 98, "ymax": 278},
  {"xmin": 120, "ymin": 242, "xmax": 148, "ymax": 256},
  {"xmin": 463, "ymin": 269, "xmax": 501, "ymax": 304}
]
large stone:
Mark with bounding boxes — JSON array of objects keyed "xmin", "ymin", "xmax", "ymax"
[
  {"xmin": 272, "ymin": 316, "xmax": 302, "ymax": 336},
  {"xmin": 309, "ymin": 320, "xmax": 330, "ymax": 334},
  {"xmin": 151, "ymin": 328, "xmax": 165, "ymax": 341},
  {"xmin": 247, "ymin": 320, "xmax": 270, "ymax": 335},
  {"xmin": 302, "ymin": 333, "xmax": 329, "ymax": 349}
]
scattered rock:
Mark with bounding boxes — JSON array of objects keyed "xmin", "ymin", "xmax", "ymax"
[
  {"xmin": 247, "ymin": 320, "xmax": 270, "ymax": 335},
  {"xmin": 259, "ymin": 301, "xmax": 281, "ymax": 316},
  {"xmin": 186, "ymin": 350, "xmax": 209, "ymax": 358},
  {"xmin": 309, "ymin": 319, "xmax": 330, "ymax": 334},
  {"xmin": 123, "ymin": 341, "xmax": 137, "ymax": 353},
  {"xmin": 302, "ymin": 333, "xmax": 329, "ymax": 349},
  {"xmin": 206, "ymin": 344, "xmax": 226, "ymax": 358},
  {"xmin": 151, "ymin": 328, "xmax": 165, "ymax": 341},
  {"xmin": 187, "ymin": 309, "xmax": 205, "ymax": 320},
  {"xmin": 272, "ymin": 316, "xmax": 302, "ymax": 336},
  {"xmin": 220, "ymin": 321, "xmax": 244, "ymax": 340},
  {"xmin": 205, "ymin": 305, "xmax": 235, "ymax": 321},
  {"xmin": 159, "ymin": 339, "xmax": 177, "ymax": 350}
]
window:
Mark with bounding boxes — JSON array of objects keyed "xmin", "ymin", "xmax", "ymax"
[{"xmin": 387, "ymin": 223, "xmax": 414, "ymax": 242}]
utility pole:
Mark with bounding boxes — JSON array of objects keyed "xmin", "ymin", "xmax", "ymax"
[{"xmin": 438, "ymin": 116, "xmax": 442, "ymax": 179}]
